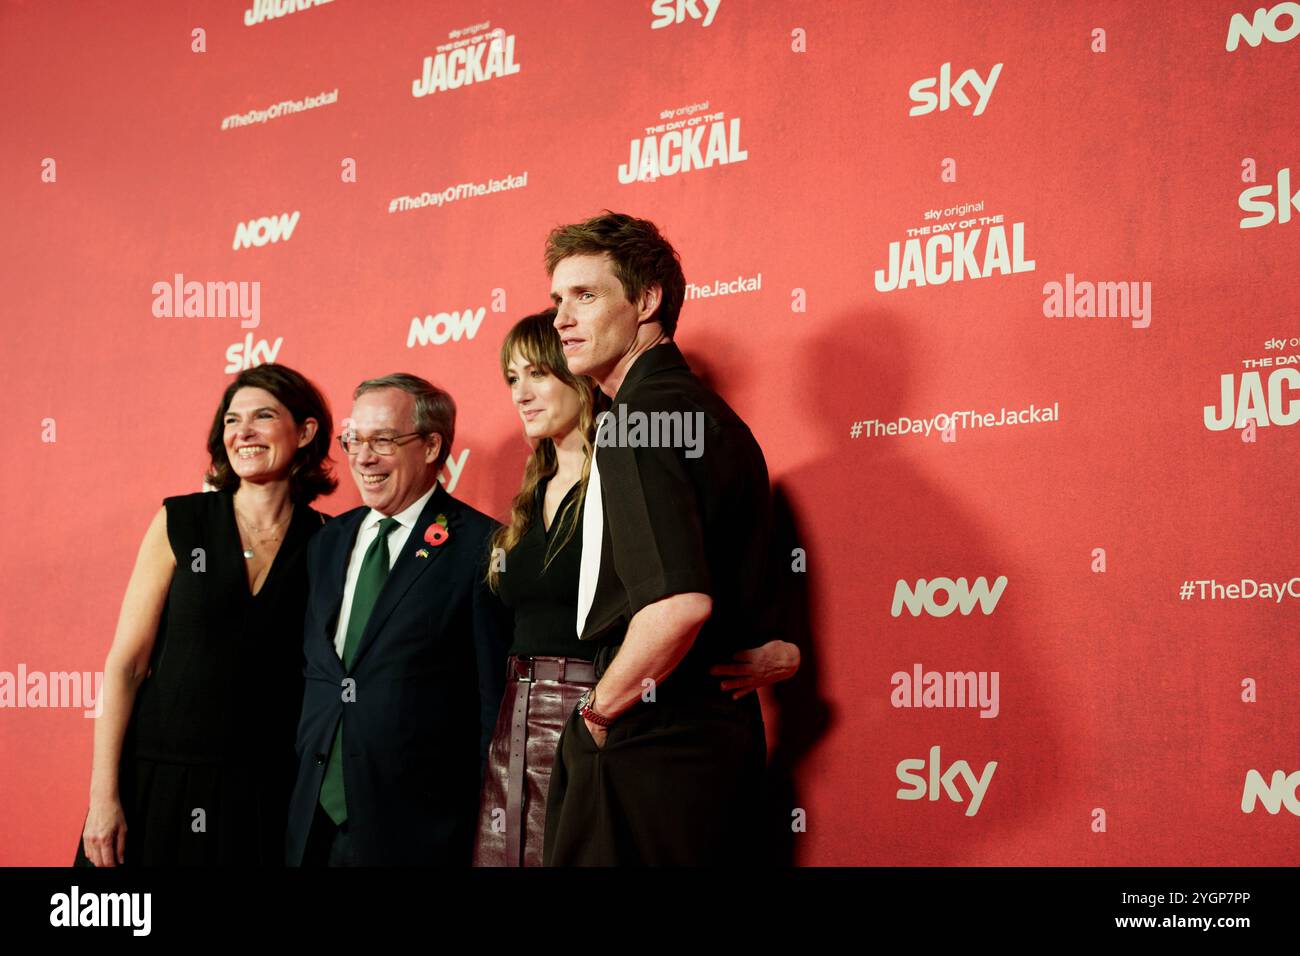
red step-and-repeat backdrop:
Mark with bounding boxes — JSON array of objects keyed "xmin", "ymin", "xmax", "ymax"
[{"xmin": 2, "ymin": 0, "xmax": 1297, "ymax": 865}]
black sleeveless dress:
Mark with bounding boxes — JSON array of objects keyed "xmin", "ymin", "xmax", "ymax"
[
  {"xmin": 74, "ymin": 490, "xmax": 324, "ymax": 866},
  {"xmin": 497, "ymin": 480, "xmax": 595, "ymax": 660}
]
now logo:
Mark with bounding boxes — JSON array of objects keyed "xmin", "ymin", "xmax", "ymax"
[
  {"xmin": 1241, "ymin": 769, "xmax": 1300, "ymax": 815},
  {"xmin": 891, "ymin": 575, "xmax": 1007, "ymax": 618},
  {"xmin": 407, "ymin": 307, "xmax": 486, "ymax": 348},
  {"xmin": 1225, "ymin": 2, "xmax": 1300, "ymax": 51},
  {"xmin": 232, "ymin": 211, "xmax": 301, "ymax": 250}
]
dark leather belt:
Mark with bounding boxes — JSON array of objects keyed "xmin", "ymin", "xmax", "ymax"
[
  {"xmin": 510, "ymin": 655, "xmax": 597, "ymax": 684},
  {"xmin": 504, "ymin": 655, "xmax": 596, "ymax": 865}
]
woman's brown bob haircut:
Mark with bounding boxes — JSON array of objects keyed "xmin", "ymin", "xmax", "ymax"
[{"xmin": 205, "ymin": 363, "xmax": 337, "ymax": 504}]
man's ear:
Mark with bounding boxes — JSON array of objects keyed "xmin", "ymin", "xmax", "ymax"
[
  {"xmin": 425, "ymin": 433, "xmax": 442, "ymax": 465},
  {"xmin": 637, "ymin": 282, "xmax": 662, "ymax": 324}
]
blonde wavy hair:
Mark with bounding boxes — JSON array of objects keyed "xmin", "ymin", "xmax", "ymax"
[{"xmin": 487, "ymin": 308, "xmax": 605, "ymax": 592}]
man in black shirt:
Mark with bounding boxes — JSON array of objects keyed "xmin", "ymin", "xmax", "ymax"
[{"xmin": 541, "ymin": 211, "xmax": 773, "ymax": 865}]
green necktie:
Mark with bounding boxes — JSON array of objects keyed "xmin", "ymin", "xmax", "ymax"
[{"xmin": 319, "ymin": 516, "xmax": 401, "ymax": 826}]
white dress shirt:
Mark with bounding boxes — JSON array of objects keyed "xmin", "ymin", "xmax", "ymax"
[
  {"xmin": 332, "ymin": 484, "xmax": 438, "ymax": 659},
  {"xmin": 575, "ymin": 411, "xmax": 608, "ymax": 636}
]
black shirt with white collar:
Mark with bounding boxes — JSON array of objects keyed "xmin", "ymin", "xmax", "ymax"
[{"xmin": 577, "ymin": 340, "xmax": 775, "ymax": 691}]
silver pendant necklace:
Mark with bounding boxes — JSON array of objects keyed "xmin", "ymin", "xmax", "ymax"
[{"xmin": 234, "ymin": 505, "xmax": 291, "ymax": 560}]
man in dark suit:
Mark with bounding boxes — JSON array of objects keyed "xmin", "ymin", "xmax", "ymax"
[{"xmin": 286, "ymin": 373, "xmax": 512, "ymax": 866}]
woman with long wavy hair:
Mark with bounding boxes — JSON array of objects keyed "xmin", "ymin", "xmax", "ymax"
[{"xmin": 472, "ymin": 310, "xmax": 800, "ymax": 866}]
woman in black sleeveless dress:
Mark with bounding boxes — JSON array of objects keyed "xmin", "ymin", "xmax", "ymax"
[
  {"xmin": 75, "ymin": 364, "xmax": 335, "ymax": 866},
  {"xmin": 472, "ymin": 310, "xmax": 801, "ymax": 866},
  {"xmin": 471, "ymin": 311, "xmax": 599, "ymax": 867}
]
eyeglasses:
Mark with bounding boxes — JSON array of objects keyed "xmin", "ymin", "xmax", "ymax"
[{"xmin": 337, "ymin": 432, "xmax": 426, "ymax": 456}]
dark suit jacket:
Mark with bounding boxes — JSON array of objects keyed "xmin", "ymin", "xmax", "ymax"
[{"xmin": 285, "ymin": 482, "xmax": 512, "ymax": 866}]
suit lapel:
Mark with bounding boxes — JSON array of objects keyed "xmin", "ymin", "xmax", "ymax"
[
  {"xmin": 317, "ymin": 509, "xmax": 366, "ymax": 656},
  {"xmin": 348, "ymin": 483, "xmax": 455, "ymax": 673}
]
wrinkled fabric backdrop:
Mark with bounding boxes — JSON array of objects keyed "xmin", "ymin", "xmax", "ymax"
[{"xmin": 2, "ymin": 0, "xmax": 1297, "ymax": 865}]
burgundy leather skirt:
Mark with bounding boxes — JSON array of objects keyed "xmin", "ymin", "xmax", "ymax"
[{"xmin": 472, "ymin": 655, "xmax": 596, "ymax": 867}]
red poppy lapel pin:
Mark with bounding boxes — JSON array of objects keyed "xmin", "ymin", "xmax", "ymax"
[{"xmin": 423, "ymin": 513, "xmax": 450, "ymax": 549}]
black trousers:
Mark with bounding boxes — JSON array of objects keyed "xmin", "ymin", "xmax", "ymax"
[
  {"xmin": 542, "ymin": 690, "xmax": 766, "ymax": 866},
  {"xmin": 302, "ymin": 802, "xmax": 361, "ymax": 867}
]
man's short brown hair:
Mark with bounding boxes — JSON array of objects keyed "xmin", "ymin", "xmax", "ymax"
[
  {"xmin": 544, "ymin": 211, "xmax": 686, "ymax": 337},
  {"xmin": 353, "ymin": 373, "xmax": 455, "ymax": 473}
]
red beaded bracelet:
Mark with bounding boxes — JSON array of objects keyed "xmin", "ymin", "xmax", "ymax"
[{"xmin": 578, "ymin": 692, "xmax": 614, "ymax": 727}]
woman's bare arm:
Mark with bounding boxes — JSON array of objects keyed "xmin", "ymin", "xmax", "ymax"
[{"xmin": 82, "ymin": 505, "xmax": 174, "ymax": 866}]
